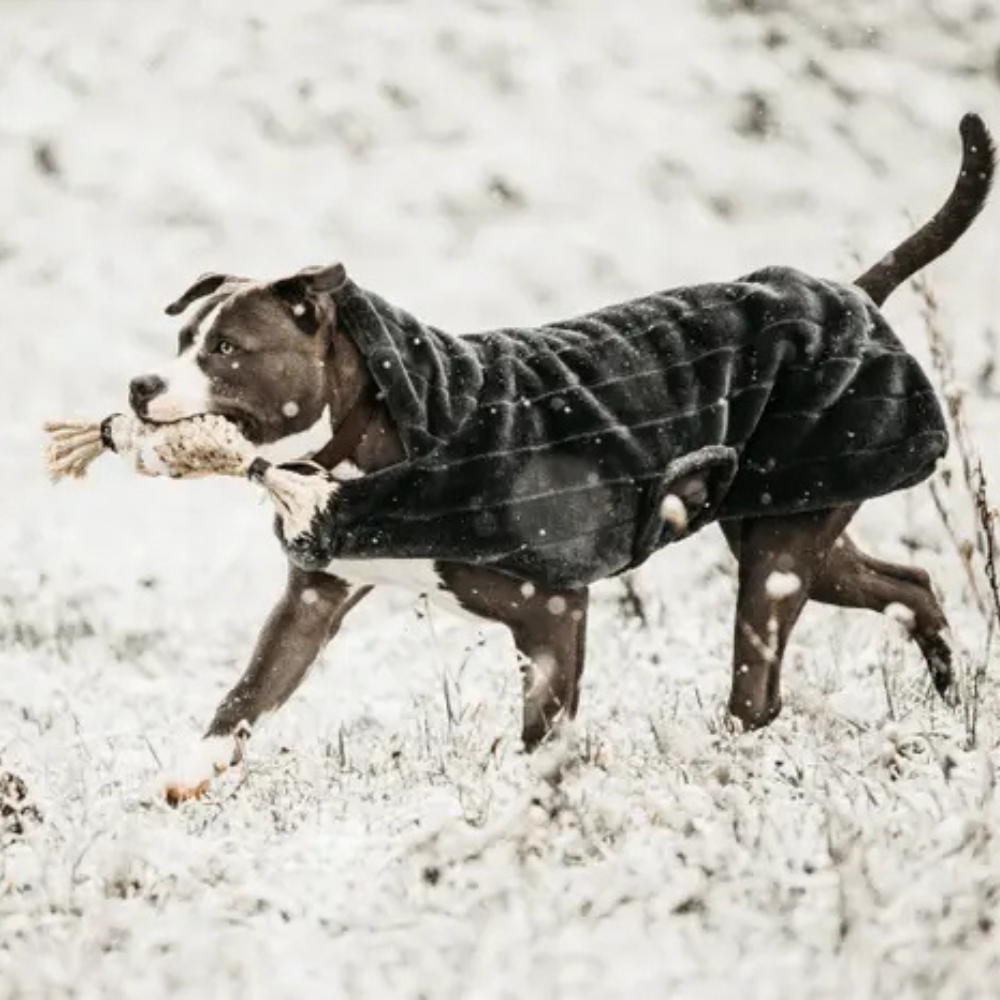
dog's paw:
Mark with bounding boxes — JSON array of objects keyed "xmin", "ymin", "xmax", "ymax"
[
  {"xmin": 159, "ymin": 735, "xmax": 236, "ymax": 807},
  {"xmin": 163, "ymin": 778, "xmax": 211, "ymax": 807}
]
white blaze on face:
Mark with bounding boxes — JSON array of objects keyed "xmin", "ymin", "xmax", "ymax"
[
  {"xmin": 145, "ymin": 302, "xmax": 221, "ymax": 423},
  {"xmin": 146, "ymin": 355, "xmax": 212, "ymax": 422}
]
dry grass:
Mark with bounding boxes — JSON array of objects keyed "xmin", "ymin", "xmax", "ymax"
[{"xmin": 914, "ymin": 275, "xmax": 1000, "ymax": 748}]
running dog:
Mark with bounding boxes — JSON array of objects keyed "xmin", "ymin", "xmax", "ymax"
[{"xmin": 129, "ymin": 115, "xmax": 993, "ymax": 803}]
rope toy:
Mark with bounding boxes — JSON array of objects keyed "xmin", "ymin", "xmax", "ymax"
[
  {"xmin": 44, "ymin": 413, "xmax": 254, "ymax": 481},
  {"xmin": 42, "ymin": 413, "xmax": 340, "ymax": 546}
]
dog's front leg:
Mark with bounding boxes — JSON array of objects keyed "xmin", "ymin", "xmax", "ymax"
[
  {"xmin": 436, "ymin": 564, "xmax": 589, "ymax": 749},
  {"xmin": 162, "ymin": 567, "xmax": 370, "ymax": 805}
]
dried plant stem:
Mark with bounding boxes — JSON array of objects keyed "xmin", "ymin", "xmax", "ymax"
[
  {"xmin": 913, "ymin": 276, "xmax": 999, "ymax": 747},
  {"xmin": 928, "ymin": 479, "xmax": 989, "ymax": 618},
  {"xmin": 914, "ymin": 276, "xmax": 998, "ymax": 626},
  {"xmin": 973, "ymin": 461, "xmax": 1000, "ymax": 638},
  {"xmin": 914, "ymin": 277, "xmax": 981, "ymax": 522}
]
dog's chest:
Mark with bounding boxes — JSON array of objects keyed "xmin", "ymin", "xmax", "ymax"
[{"xmin": 322, "ymin": 559, "xmax": 480, "ymax": 622}]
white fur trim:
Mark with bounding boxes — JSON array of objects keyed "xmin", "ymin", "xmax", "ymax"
[{"xmin": 261, "ymin": 466, "xmax": 340, "ymax": 540}]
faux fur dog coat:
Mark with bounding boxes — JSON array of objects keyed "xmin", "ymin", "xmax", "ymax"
[{"xmin": 278, "ymin": 266, "xmax": 947, "ymax": 589}]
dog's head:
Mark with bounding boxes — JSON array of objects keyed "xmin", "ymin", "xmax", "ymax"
[{"xmin": 131, "ymin": 264, "xmax": 360, "ymax": 446}]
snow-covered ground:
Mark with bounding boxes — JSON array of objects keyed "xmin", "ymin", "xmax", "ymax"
[{"xmin": 2, "ymin": 1, "xmax": 1000, "ymax": 995}]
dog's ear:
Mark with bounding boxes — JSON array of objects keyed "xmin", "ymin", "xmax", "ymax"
[
  {"xmin": 271, "ymin": 263, "xmax": 347, "ymax": 302},
  {"xmin": 269, "ymin": 263, "xmax": 346, "ymax": 335},
  {"xmin": 165, "ymin": 273, "xmax": 234, "ymax": 316},
  {"xmin": 296, "ymin": 263, "xmax": 347, "ymax": 294}
]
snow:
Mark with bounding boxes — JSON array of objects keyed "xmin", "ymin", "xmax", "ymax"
[
  {"xmin": 885, "ymin": 602, "xmax": 917, "ymax": 632},
  {"xmin": 546, "ymin": 596, "xmax": 568, "ymax": 616},
  {"xmin": 660, "ymin": 493, "xmax": 689, "ymax": 532},
  {"xmin": 765, "ymin": 571, "xmax": 802, "ymax": 601},
  {"xmin": 159, "ymin": 735, "xmax": 234, "ymax": 792},
  {"xmin": 2, "ymin": 0, "xmax": 1000, "ymax": 996}
]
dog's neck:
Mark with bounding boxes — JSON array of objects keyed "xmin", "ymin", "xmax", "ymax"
[
  {"xmin": 317, "ymin": 328, "xmax": 405, "ymax": 473},
  {"xmin": 354, "ymin": 407, "xmax": 406, "ymax": 471},
  {"xmin": 312, "ymin": 387, "xmax": 403, "ymax": 473}
]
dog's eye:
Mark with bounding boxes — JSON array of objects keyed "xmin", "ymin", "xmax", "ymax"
[{"xmin": 213, "ymin": 339, "xmax": 237, "ymax": 356}]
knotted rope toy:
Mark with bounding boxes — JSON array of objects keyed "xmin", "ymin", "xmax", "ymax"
[{"xmin": 43, "ymin": 413, "xmax": 339, "ymax": 545}]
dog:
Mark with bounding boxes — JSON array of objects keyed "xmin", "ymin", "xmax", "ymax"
[{"xmin": 130, "ymin": 115, "xmax": 994, "ymax": 803}]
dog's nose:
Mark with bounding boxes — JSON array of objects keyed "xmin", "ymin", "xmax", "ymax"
[{"xmin": 129, "ymin": 374, "xmax": 167, "ymax": 414}]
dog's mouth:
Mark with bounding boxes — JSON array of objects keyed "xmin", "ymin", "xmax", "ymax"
[
  {"xmin": 214, "ymin": 409, "xmax": 262, "ymax": 443},
  {"xmin": 142, "ymin": 409, "xmax": 263, "ymax": 444}
]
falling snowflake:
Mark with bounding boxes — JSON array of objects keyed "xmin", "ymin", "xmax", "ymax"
[{"xmin": 765, "ymin": 571, "xmax": 801, "ymax": 600}]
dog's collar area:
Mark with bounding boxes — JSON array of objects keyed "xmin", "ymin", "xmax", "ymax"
[
  {"xmin": 247, "ymin": 387, "xmax": 376, "ymax": 484},
  {"xmin": 308, "ymin": 386, "xmax": 378, "ymax": 471}
]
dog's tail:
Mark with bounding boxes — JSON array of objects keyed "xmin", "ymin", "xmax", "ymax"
[{"xmin": 854, "ymin": 113, "xmax": 995, "ymax": 307}]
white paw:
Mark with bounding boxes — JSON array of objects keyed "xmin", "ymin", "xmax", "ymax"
[{"xmin": 160, "ymin": 735, "xmax": 236, "ymax": 806}]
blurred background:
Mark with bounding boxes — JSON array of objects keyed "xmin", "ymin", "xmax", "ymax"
[
  {"xmin": 2, "ymin": 2, "xmax": 999, "ymax": 994},
  {"xmin": 3, "ymin": 0, "xmax": 998, "ymax": 418}
]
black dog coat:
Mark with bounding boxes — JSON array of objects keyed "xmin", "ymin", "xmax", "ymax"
[{"xmin": 277, "ymin": 266, "xmax": 947, "ymax": 589}]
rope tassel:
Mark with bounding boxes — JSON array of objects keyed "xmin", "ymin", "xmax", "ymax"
[{"xmin": 42, "ymin": 413, "xmax": 339, "ymax": 551}]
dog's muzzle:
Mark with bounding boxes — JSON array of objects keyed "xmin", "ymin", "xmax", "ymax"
[{"xmin": 129, "ymin": 374, "xmax": 167, "ymax": 416}]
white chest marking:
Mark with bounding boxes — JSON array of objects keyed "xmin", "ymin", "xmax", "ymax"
[
  {"xmin": 323, "ymin": 559, "xmax": 482, "ymax": 623},
  {"xmin": 145, "ymin": 304, "xmax": 220, "ymax": 423},
  {"xmin": 258, "ymin": 405, "xmax": 334, "ymax": 465}
]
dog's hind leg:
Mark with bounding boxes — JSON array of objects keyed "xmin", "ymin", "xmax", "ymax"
[
  {"xmin": 162, "ymin": 567, "xmax": 370, "ymax": 804},
  {"xmin": 436, "ymin": 563, "xmax": 588, "ymax": 750},
  {"xmin": 808, "ymin": 535, "xmax": 954, "ymax": 699},
  {"xmin": 727, "ymin": 506, "xmax": 856, "ymax": 729}
]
